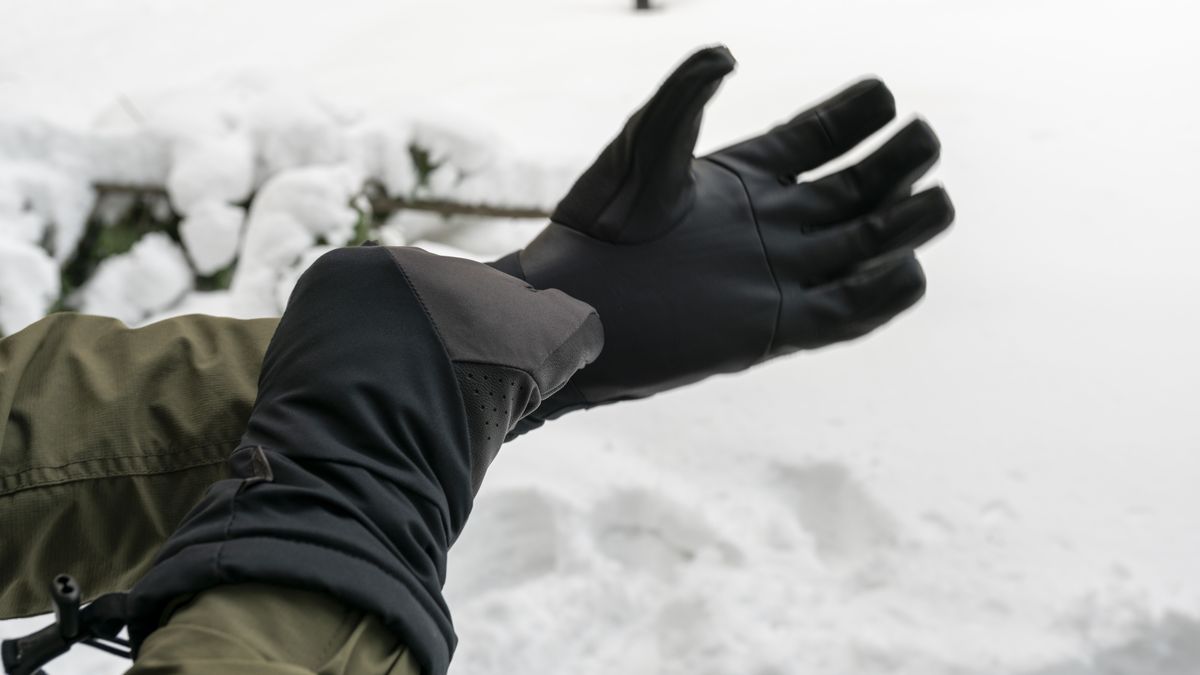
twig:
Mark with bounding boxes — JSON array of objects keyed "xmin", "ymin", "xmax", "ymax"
[
  {"xmin": 117, "ymin": 94, "xmax": 149, "ymax": 128},
  {"xmin": 91, "ymin": 182, "xmax": 552, "ymax": 221},
  {"xmin": 375, "ymin": 195, "xmax": 550, "ymax": 220}
]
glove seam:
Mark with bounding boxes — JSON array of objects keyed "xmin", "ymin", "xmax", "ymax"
[
  {"xmin": 812, "ymin": 108, "xmax": 839, "ymax": 154},
  {"xmin": 703, "ymin": 156, "xmax": 783, "ymax": 360},
  {"xmin": 383, "ymin": 248, "xmax": 452, "ymax": 359},
  {"xmin": 592, "ymin": 116, "xmax": 656, "ymax": 241},
  {"xmin": 380, "ymin": 247, "xmax": 477, "ymax": 539},
  {"xmin": 590, "ymin": 73, "xmax": 716, "ymax": 242},
  {"xmin": 448, "ymin": 308, "xmax": 599, "ymax": 404}
]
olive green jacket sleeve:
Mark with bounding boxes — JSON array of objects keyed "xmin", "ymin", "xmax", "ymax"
[
  {"xmin": 0, "ymin": 312, "xmax": 276, "ymax": 618},
  {"xmin": 130, "ymin": 583, "xmax": 418, "ymax": 675}
]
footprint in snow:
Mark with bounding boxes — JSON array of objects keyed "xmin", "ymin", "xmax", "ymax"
[
  {"xmin": 770, "ymin": 461, "xmax": 899, "ymax": 571},
  {"xmin": 589, "ymin": 488, "xmax": 739, "ymax": 577},
  {"xmin": 446, "ymin": 487, "xmax": 566, "ymax": 599}
]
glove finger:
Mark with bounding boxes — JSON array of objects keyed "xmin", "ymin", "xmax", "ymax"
[
  {"xmin": 628, "ymin": 45, "xmax": 737, "ymax": 181},
  {"xmin": 712, "ymin": 78, "xmax": 895, "ymax": 178},
  {"xmin": 551, "ymin": 45, "xmax": 736, "ymax": 243},
  {"xmin": 786, "ymin": 252, "xmax": 927, "ymax": 346},
  {"xmin": 798, "ymin": 118, "xmax": 942, "ymax": 226},
  {"xmin": 778, "ymin": 187, "xmax": 954, "ymax": 286}
]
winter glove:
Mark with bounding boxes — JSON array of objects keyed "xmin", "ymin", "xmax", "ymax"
[
  {"xmin": 121, "ymin": 245, "xmax": 602, "ymax": 675},
  {"xmin": 493, "ymin": 46, "xmax": 953, "ymax": 434}
]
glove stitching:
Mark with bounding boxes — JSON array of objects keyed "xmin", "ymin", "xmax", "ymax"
[
  {"xmin": 812, "ymin": 108, "xmax": 839, "ymax": 154},
  {"xmin": 595, "ymin": 76, "xmax": 717, "ymax": 242},
  {"xmin": 381, "ymin": 247, "xmax": 473, "ymax": 544},
  {"xmin": 703, "ymin": 156, "xmax": 784, "ymax": 361}
]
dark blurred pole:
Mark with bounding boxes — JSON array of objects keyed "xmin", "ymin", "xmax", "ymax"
[{"xmin": 635, "ymin": 0, "xmax": 651, "ymax": 10}]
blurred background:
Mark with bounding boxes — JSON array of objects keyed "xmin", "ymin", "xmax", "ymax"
[{"xmin": 1, "ymin": 0, "xmax": 1198, "ymax": 673}]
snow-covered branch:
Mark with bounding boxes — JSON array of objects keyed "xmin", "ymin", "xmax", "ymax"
[
  {"xmin": 92, "ymin": 181, "xmax": 553, "ymax": 221},
  {"xmin": 0, "ymin": 83, "xmax": 579, "ymax": 335}
]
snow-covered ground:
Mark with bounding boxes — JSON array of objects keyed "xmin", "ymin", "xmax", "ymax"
[{"xmin": 3, "ymin": 0, "xmax": 1200, "ymax": 673}]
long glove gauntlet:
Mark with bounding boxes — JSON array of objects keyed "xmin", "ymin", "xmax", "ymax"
[{"xmin": 123, "ymin": 245, "xmax": 602, "ymax": 675}]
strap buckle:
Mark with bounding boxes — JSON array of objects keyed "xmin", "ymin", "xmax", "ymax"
[{"xmin": 2, "ymin": 575, "xmax": 131, "ymax": 675}]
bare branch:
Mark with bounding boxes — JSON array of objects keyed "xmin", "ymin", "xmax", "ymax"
[{"xmin": 91, "ymin": 182, "xmax": 552, "ymax": 221}]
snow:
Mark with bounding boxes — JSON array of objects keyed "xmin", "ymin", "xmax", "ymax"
[
  {"xmin": 229, "ymin": 165, "xmax": 360, "ymax": 315},
  {"xmin": 2, "ymin": 1, "xmax": 1200, "ymax": 674},
  {"xmin": 0, "ymin": 71, "xmax": 568, "ymax": 324},
  {"xmin": 0, "ymin": 159, "xmax": 92, "ymax": 261},
  {"xmin": 410, "ymin": 117, "xmax": 575, "ymax": 208},
  {"xmin": 73, "ymin": 232, "xmax": 194, "ymax": 325},
  {"xmin": 178, "ymin": 201, "xmax": 244, "ymax": 274},
  {"xmin": 0, "ymin": 238, "xmax": 59, "ymax": 335},
  {"xmin": 165, "ymin": 135, "xmax": 256, "ymax": 216}
]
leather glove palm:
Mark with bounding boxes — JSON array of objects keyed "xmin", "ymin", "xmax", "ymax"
[{"xmin": 494, "ymin": 46, "xmax": 954, "ymax": 432}]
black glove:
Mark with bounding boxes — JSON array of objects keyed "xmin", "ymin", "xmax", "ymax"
[
  {"xmin": 494, "ymin": 45, "xmax": 953, "ymax": 432},
  {"xmin": 124, "ymin": 245, "xmax": 603, "ymax": 675}
]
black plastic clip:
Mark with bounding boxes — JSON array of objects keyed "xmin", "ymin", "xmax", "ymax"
[{"xmin": 1, "ymin": 575, "xmax": 131, "ymax": 675}]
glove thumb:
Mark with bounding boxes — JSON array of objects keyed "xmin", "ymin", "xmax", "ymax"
[{"xmin": 552, "ymin": 45, "xmax": 736, "ymax": 243}]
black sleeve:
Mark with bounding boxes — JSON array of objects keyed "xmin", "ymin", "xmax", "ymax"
[{"xmin": 127, "ymin": 246, "xmax": 473, "ymax": 675}]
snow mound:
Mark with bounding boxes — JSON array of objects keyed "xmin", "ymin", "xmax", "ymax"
[
  {"xmin": 0, "ymin": 81, "xmax": 565, "ymax": 334},
  {"xmin": 0, "ymin": 239, "xmax": 59, "ymax": 335},
  {"xmin": 3, "ymin": 1, "xmax": 1199, "ymax": 674},
  {"xmin": 74, "ymin": 232, "xmax": 193, "ymax": 325},
  {"xmin": 179, "ymin": 201, "xmax": 245, "ymax": 275}
]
